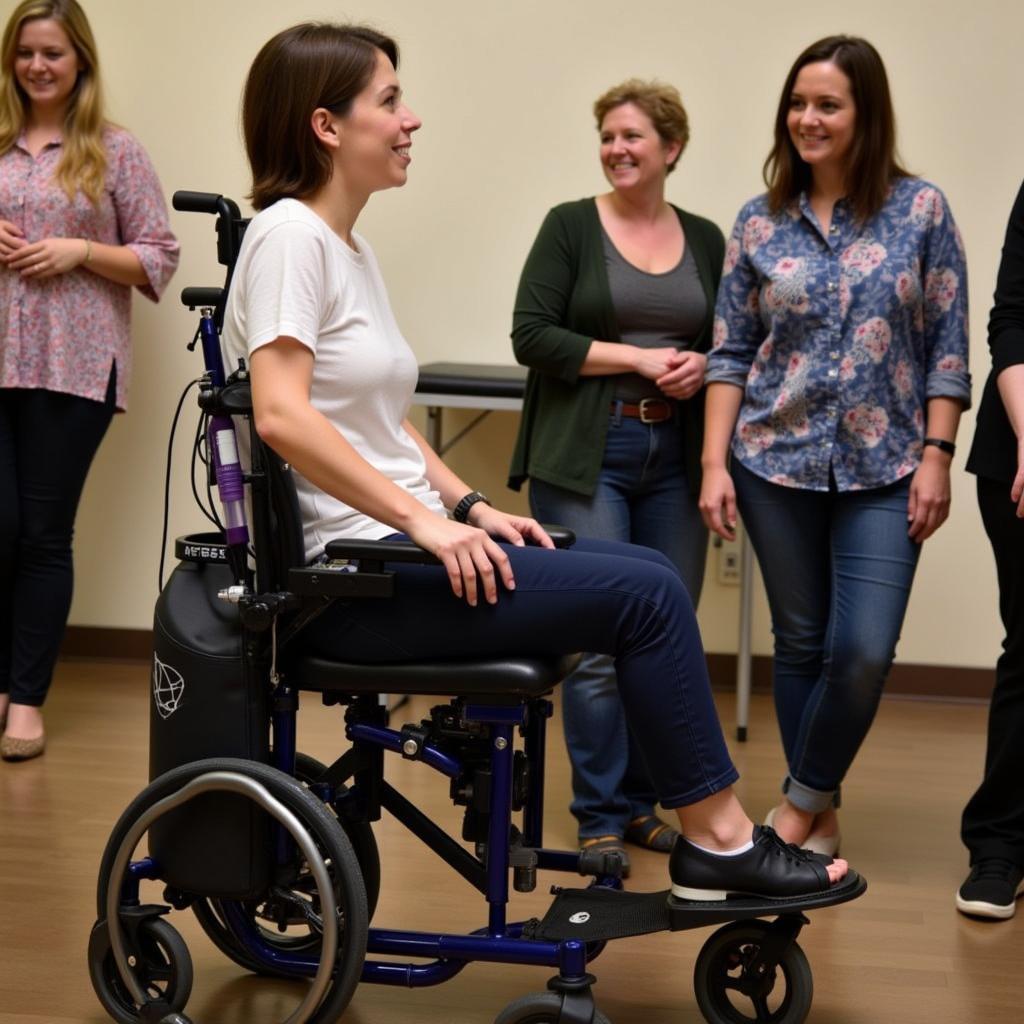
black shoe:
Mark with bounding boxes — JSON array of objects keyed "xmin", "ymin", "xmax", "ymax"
[
  {"xmin": 669, "ymin": 825, "xmax": 835, "ymax": 902},
  {"xmin": 955, "ymin": 859, "xmax": 1024, "ymax": 920}
]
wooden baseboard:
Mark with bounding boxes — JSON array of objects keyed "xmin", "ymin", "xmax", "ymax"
[
  {"xmin": 61, "ymin": 627, "xmax": 996, "ymax": 701},
  {"xmin": 61, "ymin": 626, "xmax": 153, "ymax": 662},
  {"xmin": 706, "ymin": 653, "xmax": 995, "ymax": 702}
]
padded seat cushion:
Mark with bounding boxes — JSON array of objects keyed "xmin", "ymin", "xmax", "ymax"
[{"xmin": 296, "ymin": 652, "xmax": 580, "ymax": 698}]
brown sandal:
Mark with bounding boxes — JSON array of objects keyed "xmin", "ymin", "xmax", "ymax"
[
  {"xmin": 580, "ymin": 835, "xmax": 631, "ymax": 877},
  {"xmin": 624, "ymin": 815, "xmax": 679, "ymax": 853}
]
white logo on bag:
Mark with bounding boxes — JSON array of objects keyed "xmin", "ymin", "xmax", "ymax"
[
  {"xmin": 152, "ymin": 655, "xmax": 184, "ymax": 719},
  {"xmin": 569, "ymin": 912, "xmax": 591, "ymax": 924}
]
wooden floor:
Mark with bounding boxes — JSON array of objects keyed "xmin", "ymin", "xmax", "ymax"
[{"xmin": 0, "ymin": 659, "xmax": 1020, "ymax": 1024}]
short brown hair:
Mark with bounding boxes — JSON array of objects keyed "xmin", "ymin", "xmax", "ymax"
[
  {"xmin": 593, "ymin": 79, "xmax": 689, "ymax": 174},
  {"xmin": 243, "ymin": 23, "xmax": 399, "ymax": 210},
  {"xmin": 763, "ymin": 35, "xmax": 909, "ymax": 221}
]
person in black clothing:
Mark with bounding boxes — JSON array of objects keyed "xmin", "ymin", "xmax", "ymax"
[{"xmin": 959, "ymin": 179, "xmax": 1024, "ymax": 919}]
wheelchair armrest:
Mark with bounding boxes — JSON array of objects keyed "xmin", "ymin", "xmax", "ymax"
[
  {"xmin": 323, "ymin": 538, "xmax": 438, "ymax": 565},
  {"xmin": 323, "ymin": 525, "xmax": 575, "ymax": 566},
  {"xmin": 544, "ymin": 525, "xmax": 575, "ymax": 549}
]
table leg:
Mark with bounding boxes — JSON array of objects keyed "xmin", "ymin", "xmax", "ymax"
[
  {"xmin": 426, "ymin": 405, "xmax": 442, "ymax": 452},
  {"xmin": 736, "ymin": 527, "xmax": 753, "ymax": 742}
]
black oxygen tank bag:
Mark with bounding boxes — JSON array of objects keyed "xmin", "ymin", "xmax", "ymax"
[{"xmin": 148, "ymin": 559, "xmax": 271, "ymax": 898}]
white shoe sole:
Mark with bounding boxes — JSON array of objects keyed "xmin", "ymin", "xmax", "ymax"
[
  {"xmin": 955, "ymin": 879, "xmax": 1024, "ymax": 920},
  {"xmin": 672, "ymin": 883, "xmax": 728, "ymax": 902}
]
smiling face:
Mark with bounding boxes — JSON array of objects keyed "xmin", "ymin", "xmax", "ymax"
[
  {"xmin": 786, "ymin": 60, "xmax": 856, "ymax": 177},
  {"xmin": 332, "ymin": 47, "xmax": 421, "ymax": 196},
  {"xmin": 13, "ymin": 17, "xmax": 82, "ymax": 117},
  {"xmin": 599, "ymin": 102, "xmax": 679, "ymax": 194}
]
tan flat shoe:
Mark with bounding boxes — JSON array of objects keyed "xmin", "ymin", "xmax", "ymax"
[
  {"xmin": 764, "ymin": 805, "xmax": 840, "ymax": 857},
  {"xmin": 1, "ymin": 732, "xmax": 46, "ymax": 762}
]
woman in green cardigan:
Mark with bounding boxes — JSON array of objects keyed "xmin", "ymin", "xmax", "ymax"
[{"xmin": 508, "ymin": 79, "xmax": 724, "ymax": 872}]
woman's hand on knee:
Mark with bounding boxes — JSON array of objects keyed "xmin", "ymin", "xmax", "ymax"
[
  {"xmin": 698, "ymin": 466, "xmax": 737, "ymax": 540},
  {"xmin": 467, "ymin": 504, "xmax": 554, "ymax": 549},
  {"xmin": 907, "ymin": 454, "xmax": 952, "ymax": 542},
  {"xmin": 408, "ymin": 516, "xmax": 515, "ymax": 606}
]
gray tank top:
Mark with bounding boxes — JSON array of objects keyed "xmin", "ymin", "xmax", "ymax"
[{"xmin": 601, "ymin": 226, "xmax": 707, "ymax": 403}]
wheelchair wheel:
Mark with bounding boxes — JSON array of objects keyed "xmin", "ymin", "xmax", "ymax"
[
  {"xmin": 295, "ymin": 752, "xmax": 381, "ymax": 920},
  {"xmin": 191, "ymin": 752, "xmax": 381, "ymax": 975},
  {"xmin": 693, "ymin": 920, "xmax": 813, "ymax": 1024},
  {"xmin": 87, "ymin": 917, "xmax": 192, "ymax": 1024},
  {"xmin": 94, "ymin": 758, "xmax": 369, "ymax": 1024},
  {"xmin": 494, "ymin": 992, "xmax": 611, "ymax": 1024}
]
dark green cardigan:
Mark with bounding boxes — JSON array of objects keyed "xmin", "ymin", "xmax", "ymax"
[{"xmin": 508, "ymin": 197, "xmax": 725, "ymax": 496}]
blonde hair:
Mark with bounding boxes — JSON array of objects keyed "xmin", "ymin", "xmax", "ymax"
[
  {"xmin": 0, "ymin": 0, "xmax": 107, "ymax": 204},
  {"xmin": 593, "ymin": 79, "xmax": 689, "ymax": 174}
]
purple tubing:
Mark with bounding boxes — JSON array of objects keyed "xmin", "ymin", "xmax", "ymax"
[{"xmin": 209, "ymin": 417, "xmax": 249, "ymax": 547}]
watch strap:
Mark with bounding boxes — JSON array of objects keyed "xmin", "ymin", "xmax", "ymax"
[
  {"xmin": 452, "ymin": 490, "xmax": 491, "ymax": 523},
  {"xmin": 923, "ymin": 437, "xmax": 956, "ymax": 456}
]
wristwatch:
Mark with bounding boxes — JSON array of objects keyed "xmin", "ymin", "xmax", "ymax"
[
  {"xmin": 923, "ymin": 437, "xmax": 956, "ymax": 456},
  {"xmin": 452, "ymin": 490, "xmax": 491, "ymax": 523}
]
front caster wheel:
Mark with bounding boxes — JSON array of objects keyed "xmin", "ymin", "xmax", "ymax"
[
  {"xmin": 693, "ymin": 920, "xmax": 813, "ymax": 1024},
  {"xmin": 87, "ymin": 917, "xmax": 193, "ymax": 1024},
  {"xmin": 494, "ymin": 991, "xmax": 611, "ymax": 1024}
]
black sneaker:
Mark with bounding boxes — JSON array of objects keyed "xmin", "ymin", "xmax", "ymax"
[
  {"xmin": 955, "ymin": 859, "xmax": 1024, "ymax": 920},
  {"xmin": 669, "ymin": 825, "xmax": 835, "ymax": 902}
]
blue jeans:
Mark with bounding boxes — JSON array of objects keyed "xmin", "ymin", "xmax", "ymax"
[
  {"xmin": 528, "ymin": 412, "xmax": 708, "ymax": 838},
  {"xmin": 733, "ymin": 461, "xmax": 920, "ymax": 813},
  {"xmin": 303, "ymin": 536, "xmax": 737, "ymax": 809}
]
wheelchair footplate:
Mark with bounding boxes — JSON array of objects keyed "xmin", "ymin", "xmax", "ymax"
[{"xmin": 526, "ymin": 871, "xmax": 866, "ymax": 942}]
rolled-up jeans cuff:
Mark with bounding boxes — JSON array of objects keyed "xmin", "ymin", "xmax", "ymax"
[{"xmin": 783, "ymin": 775, "xmax": 839, "ymax": 814}]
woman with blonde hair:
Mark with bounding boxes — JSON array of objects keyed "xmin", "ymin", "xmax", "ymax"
[
  {"xmin": 0, "ymin": 0, "xmax": 178, "ymax": 760},
  {"xmin": 508, "ymin": 78, "xmax": 724, "ymax": 871}
]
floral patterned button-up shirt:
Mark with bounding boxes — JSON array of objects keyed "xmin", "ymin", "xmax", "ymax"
[
  {"xmin": 0, "ymin": 126, "xmax": 178, "ymax": 411},
  {"xmin": 706, "ymin": 177, "xmax": 971, "ymax": 491}
]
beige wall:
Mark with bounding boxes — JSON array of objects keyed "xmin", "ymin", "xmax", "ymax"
[{"xmin": 33, "ymin": 0, "xmax": 1022, "ymax": 669}]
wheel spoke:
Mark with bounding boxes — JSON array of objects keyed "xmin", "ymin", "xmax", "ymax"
[
  {"xmin": 752, "ymin": 993, "xmax": 773, "ymax": 1021},
  {"xmin": 146, "ymin": 963, "xmax": 173, "ymax": 983}
]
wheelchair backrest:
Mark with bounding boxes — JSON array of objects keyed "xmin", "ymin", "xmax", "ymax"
[{"xmin": 253, "ymin": 440, "xmax": 310, "ymax": 586}]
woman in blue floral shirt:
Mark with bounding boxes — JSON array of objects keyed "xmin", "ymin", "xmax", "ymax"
[{"xmin": 701, "ymin": 35, "xmax": 970, "ymax": 854}]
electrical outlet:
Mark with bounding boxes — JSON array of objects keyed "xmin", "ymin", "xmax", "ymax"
[{"xmin": 717, "ymin": 539, "xmax": 741, "ymax": 585}]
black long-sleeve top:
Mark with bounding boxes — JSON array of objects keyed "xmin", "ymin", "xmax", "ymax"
[{"xmin": 966, "ymin": 178, "xmax": 1024, "ymax": 483}]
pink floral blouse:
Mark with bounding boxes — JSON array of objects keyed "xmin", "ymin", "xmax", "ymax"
[
  {"xmin": 706, "ymin": 177, "xmax": 971, "ymax": 491},
  {"xmin": 0, "ymin": 125, "xmax": 179, "ymax": 410}
]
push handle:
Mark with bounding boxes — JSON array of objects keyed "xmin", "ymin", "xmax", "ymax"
[
  {"xmin": 172, "ymin": 190, "xmax": 223, "ymax": 214},
  {"xmin": 180, "ymin": 286, "xmax": 224, "ymax": 310}
]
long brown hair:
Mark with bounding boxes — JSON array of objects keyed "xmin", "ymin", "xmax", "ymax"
[
  {"xmin": 763, "ymin": 35, "xmax": 909, "ymax": 221},
  {"xmin": 243, "ymin": 23, "xmax": 399, "ymax": 211},
  {"xmin": 0, "ymin": 0, "xmax": 107, "ymax": 204}
]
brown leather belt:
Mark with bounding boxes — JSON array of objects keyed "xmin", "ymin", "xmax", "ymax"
[{"xmin": 611, "ymin": 398, "xmax": 674, "ymax": 423}]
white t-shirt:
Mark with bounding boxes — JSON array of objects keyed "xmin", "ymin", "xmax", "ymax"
[{"xmin": 221, "ymin": 198, "xmax": 445, "ymax": 561}]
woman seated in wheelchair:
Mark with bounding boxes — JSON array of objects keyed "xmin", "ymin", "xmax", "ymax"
[{"xmin": 222, "ymin": 21, "xmax": 851, "ymax": 904}]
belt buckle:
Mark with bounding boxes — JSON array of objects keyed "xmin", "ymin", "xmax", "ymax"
[{"xmin": 639, "ymin": 398, "xmax": 664, "ymax": 423}]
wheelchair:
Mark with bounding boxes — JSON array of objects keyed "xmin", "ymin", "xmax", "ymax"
[{"xmin": 87, "ymin": 191, "xmax": 866, "ymax": 1024}]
